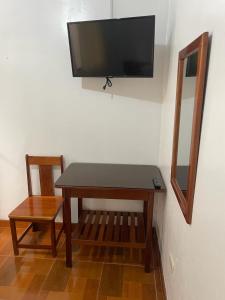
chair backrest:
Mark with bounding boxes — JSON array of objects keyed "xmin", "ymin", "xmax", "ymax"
[{"xmin": 25, "ymin": 155, "xmax": 64, "ymax": 196}]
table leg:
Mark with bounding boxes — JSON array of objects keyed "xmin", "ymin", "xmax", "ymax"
[
  {"xmin": 143, "ymin": 201, "xmax": 147, "ymax": 228},
  {"xmin": 144, "ymin": 193, "xmax": 154, "ymax": 273},
  {"xmin": 64, "ymin": 194, "xmax": 72, "ymax": 267},
  {"xmin": 78, "ymin": 197, "xmax": 83, "ymax": 219}
]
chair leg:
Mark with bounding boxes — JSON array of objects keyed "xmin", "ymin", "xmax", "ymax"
[
  {"xmin": 9, "ymin": 219, "xmax": 19, "ymax": 256},
  {"xmin": 51, "ymin": 221, "xmax": 57, "ymax": 257},
  {"xmin": 32, "ymin": 222, "xmax": 41, "ymax": 232}
]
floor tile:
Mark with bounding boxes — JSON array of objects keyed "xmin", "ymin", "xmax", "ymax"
[
  {"xmin": 42, "ymin": 260, "xmax": 71, "ymax": 292},
  {"xmin": 0, "ymin": 226, "xmax": 166, "ymax": 300},
  {"xmin": 99, "ymin": 264, "xmax": 123, "ymax": 298}
]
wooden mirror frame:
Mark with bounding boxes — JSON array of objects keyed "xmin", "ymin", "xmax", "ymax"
[{"xmin": 171, "ymin": 32, "xmax": 209, "ymax": 224}]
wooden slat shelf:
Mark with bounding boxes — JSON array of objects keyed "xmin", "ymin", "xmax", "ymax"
[{"xmin": 72, "ymin": 210, "xmax": 146, "ymax": 249}]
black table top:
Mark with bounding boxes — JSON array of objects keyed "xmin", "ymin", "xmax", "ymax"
[{"xmin": 55, "ymin": 163, "xmax": 166, "ymax": 191}]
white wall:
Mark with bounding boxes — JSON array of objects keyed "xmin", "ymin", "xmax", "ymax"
[
  {"xmin": 155, "ymin": 0, "xmax": 225, "ymax": 299},
  {"xmin": 2, "ymin": 1, "xmax": 225, "ymax": 298},
  {"xmin": 0, "ymin": 0, "xmax": 169, "ymax": 221}
]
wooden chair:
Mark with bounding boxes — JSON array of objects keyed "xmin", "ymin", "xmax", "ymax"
[{"xmin": 8, "ymin": 155, "xmax": 64, "ymax": 257}]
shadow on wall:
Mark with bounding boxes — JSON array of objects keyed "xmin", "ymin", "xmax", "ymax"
[{"xmin": 81, "ymin": 45, "xmax": 166, "ymax": 103}]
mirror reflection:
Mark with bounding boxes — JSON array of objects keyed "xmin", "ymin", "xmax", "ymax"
[{"xmin": 176, "ymin": 51, "xmax": 198, "ymax": 198}]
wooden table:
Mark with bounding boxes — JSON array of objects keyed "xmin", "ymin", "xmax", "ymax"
[{"xmin": 55, "ymin": 163, "xmax": 165, "ymax": 272}]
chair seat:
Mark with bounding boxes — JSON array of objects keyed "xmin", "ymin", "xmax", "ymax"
[{"xmin": 9, "ymin": 196, "xmax": 64, "ymax": 221}]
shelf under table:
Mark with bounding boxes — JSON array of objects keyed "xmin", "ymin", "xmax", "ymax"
[{"xmin": 72, "ymin": 210, "xmax": 146, "ymax": 249}]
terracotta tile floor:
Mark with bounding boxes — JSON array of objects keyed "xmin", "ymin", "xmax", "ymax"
[{"xmin": 0, "ymin": 225, "xmax": 165, "ymax": 300}]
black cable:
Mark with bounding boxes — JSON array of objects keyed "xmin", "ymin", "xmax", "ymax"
[{"xmin": 103, "ymin": 76, "xmax": 113, "ymax": 90}]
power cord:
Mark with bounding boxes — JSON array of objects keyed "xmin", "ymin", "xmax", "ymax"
[{"xmin": 103, "ymin": 76, "xmax": 113, "ymax": 90}]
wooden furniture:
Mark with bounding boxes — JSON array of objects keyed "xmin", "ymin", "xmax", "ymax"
[
  {"xmin": 55, "ymin": 163, "xmax": 166, "ymax": 272},
  {"xmin": 171, "ymin": 32, "xmax": 209, "ymax": 224},
  {"xmin": 8, "ymin": 155, "xmax": 64, "ymax": 257}
]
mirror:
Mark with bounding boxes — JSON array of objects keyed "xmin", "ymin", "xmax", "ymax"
[
  {"xmin": 176, "ymin": 52, "xmax": 198, "ymax": 198},
  {"xmin": 171, "ymin": 33, "xmax": 209, "ymax": 224}
]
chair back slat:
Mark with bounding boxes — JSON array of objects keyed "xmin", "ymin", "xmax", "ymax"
[
  {"xmin": 39, "ymin": 165, "xmax": 54, "ymax": 196},
  {"xmin": 25, "ymin": 154, "xmax": 63, "ymax": 196},
  {"xmin": 27, "ymin": 156, "xmax": 62, "ymax": 166}
]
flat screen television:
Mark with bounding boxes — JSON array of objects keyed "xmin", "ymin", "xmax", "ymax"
[{"xmin": 67, "ymin": 16, "xmax": 155, "ymax": 78}]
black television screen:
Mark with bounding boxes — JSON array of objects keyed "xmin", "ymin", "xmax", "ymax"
[{"xmin": 67, "ymin": 16, "xmax": 155, "ymax": 77}]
